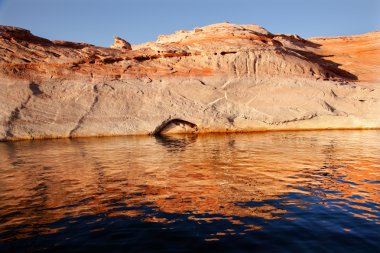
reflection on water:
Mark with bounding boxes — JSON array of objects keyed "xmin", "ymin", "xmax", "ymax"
[{"xmin": 0, "ymin": 131, "xmax": 379, "ymax": 252}]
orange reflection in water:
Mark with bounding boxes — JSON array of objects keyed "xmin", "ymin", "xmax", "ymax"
[{"xmin": 0, "ymin": 131, "xmax": 379, "ymax": 240}]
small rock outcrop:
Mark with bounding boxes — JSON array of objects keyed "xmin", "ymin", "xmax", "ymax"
[
  {"xmin": 0, "ymin": 23, "xmax": 379, "ymax": 141},
  {"xmin": 110, "ymin": 36, "xmax": 132, "ymax": 50}
]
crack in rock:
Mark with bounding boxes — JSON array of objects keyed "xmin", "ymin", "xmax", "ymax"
[
  {"xmin": 227, "ymin": 116, "xmax": 236, "ymax": 126},
  {"xmin": 263, "ymin": 113, "xmax": 318, "ymax": 125},
  {"xmin": 322, "ymin": 101, "xmax": 336, "ymax": 113},
  {"xmin": 69, "ymin": 85, "xmax": 100, "ymax": 137},
  {"xmin": 4, "ymin": 95, "xmax": 31, "ymax": 139}
]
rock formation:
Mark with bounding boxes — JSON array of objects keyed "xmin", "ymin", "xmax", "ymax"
[
  {"xmin": 0, "ymin": 23, "xmax": 379, "ymax": 141},
  {"xmin": 309, "ymin": 32, "xmax": 380, "ymax": 83},
  {"xmin": 110, "ymin": 36, "xmax": 132, "ymax": 50}
]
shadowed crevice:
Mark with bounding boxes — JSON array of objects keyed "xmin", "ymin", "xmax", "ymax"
[{"xmin": 153, "ymin": 118, "xmax": 198, "ymax": 135}]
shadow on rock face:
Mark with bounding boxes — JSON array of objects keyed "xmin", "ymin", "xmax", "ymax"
[
  {"xmin": 288, "ymin": 48, "xmax": 358, "ymax": 81},
  {"xmin": 153, "ymin": 118, "xmax": 198, "ymax": 135},
  {"xmin": 29, "ymin": 82, "xmax": 44, "ymax": 96}
]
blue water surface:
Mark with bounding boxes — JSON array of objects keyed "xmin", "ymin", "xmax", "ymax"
[{"xmin": 0, "ymin": 131, "xmax": 379, "ymax": 252}]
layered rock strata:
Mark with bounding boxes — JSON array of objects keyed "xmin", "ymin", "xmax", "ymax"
[{"xmin": 0, "ymin": 23, "xmax": 379, "ymax": 140}]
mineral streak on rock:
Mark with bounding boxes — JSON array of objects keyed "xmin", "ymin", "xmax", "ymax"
[{"xmin": 0, "ymin": 23, "xmax": 379, "ymax": 141}]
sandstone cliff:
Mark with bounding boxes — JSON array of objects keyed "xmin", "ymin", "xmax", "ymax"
[{"xmin": 0, "ymin": 23, "xmax": 379, "ymax": 140}]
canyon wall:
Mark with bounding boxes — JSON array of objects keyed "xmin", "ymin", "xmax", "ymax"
[{"xmin": 0, "ymin": 23, "xmax": 379, "ymax": 140}]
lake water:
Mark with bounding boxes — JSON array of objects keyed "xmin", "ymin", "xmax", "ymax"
[{"xmin": 0, "ymin": 131, "xmax": 379, "ymax": 252}]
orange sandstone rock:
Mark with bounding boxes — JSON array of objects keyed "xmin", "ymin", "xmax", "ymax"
[
  {"xmin": 110, "ymin": 36, "xmax": 132, "ymax": 50},
  {"xmin": 0, "ymin": 23, "xmax": 379, "ymax": 140},
  {"xmin": 309, "ymin": 31, "xmax": 380, "ymax": 83}
]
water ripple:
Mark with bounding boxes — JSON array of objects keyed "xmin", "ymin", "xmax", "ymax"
[{"xmin": 0, "ymin": 131, "xmax": 379, "ymax": 252}]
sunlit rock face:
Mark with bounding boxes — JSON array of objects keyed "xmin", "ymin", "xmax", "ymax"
[
  {"xmin": 309, "ymin": 31, "xmax": 380, "ymax": 83},
  {"xmin": 0, "ymin": 23, "xmax": 379, "ymax": 140}
]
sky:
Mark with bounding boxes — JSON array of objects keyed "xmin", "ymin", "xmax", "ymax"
[{"xmin": 0, "ymin": 0, "xmax": 379, "ymax": 47}]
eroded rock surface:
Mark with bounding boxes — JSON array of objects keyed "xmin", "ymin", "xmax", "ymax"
[
  {"xmin": 110, "ymin": 36, "xmax": 132, "ymax": 50},
  {"xmin": 309, "ymin": 32, "xmax": 380, "ymax": 83},
  {"xmin": 0, "ymin": 23, "xmax": 379, "ymax": 140}
]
